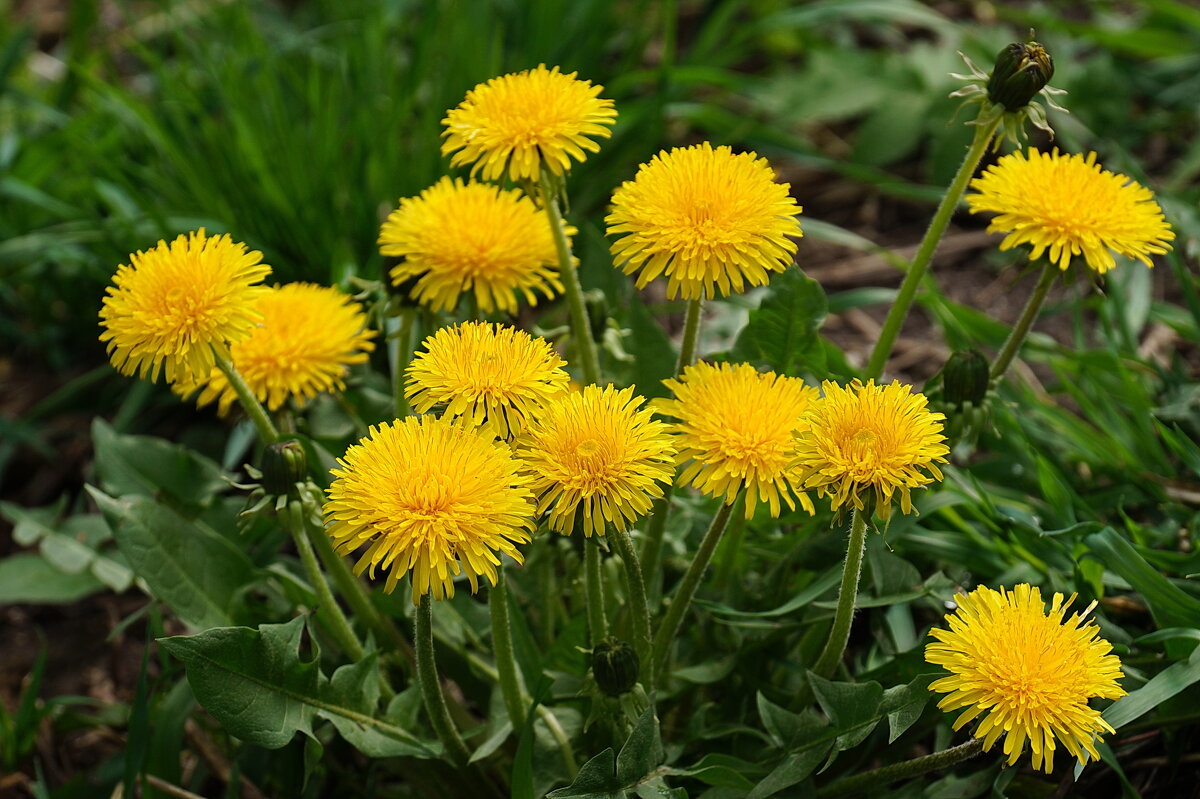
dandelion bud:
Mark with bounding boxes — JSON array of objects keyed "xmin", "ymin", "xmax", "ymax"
[
  {"xmin": 987, "ymin": 41, "xmax": 1054, "ymax": 111},
  {"xmin": 261, "ymin": 440, "xmax": 308, "ymax": 498},
  {"xmin": 941, "ymin": 349, "xmax": 991, "ymax": 408},
  {"xmin": 592, "ymin": 637, "xmax": 640, "ymax": 696}
]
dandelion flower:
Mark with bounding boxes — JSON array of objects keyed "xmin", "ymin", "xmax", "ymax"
[
  {"xmin": 926, "ymin": 584, "xmax": 1126, "ymax": 773},
  {"xmin": 99, "ymin": 229, "xmax": 271, "ymax": 384},
  {"xmin": 380, "ymin": 177, "xmax": 566, "ymax": 314},
  {"xmin": 606, "ymin": 143, "xmax": 802, "ymax": 300},
  {"xmin": 655, "ymin": 362, "xmax": 817, "ymax": 518},
  {"xmin": 178, "ymin": 283, "xmax": 375, "ymax": 415},
  {"xmin": 794, "ymin": 380, "xmax": 948, "ymax": 520},
  {"xmin": 517, "ymin": 385, "xmax": 677, "ymax": 537},
  {"xmin": 966, "ymin": 148, "xmax": 1174, "ymax": 274},
  {"xmin": 442, "ymin": 64, "xmax": 617, "ymax": 182},
  {"xmin": 406, "ymin": 322, "xmax": 570, "ymax": 440},
  {"xmin": 323, "ymin": 416, "xmax": 536, "ymax": 603}
]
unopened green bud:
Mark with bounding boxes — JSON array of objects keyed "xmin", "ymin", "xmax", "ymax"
[
  {"xmin": 942, "ymin": 349, "xmax": 991, "ymax": 408},
  {"xmin": 592, "ymin": 637, "xmax": 640, "ymax": 696},
  {"xmin": 988, "ymin": 40, "xmax": 1054, "ymax": 111},
  {"xmin": 261, "ymin": 440, "xmax": 308, "ymax": 497}
]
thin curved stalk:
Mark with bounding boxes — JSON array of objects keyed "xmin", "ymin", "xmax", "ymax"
[
  {"xmin": 390, "ymin": 306, "xmax": 416, "ymax": 418},
  {"xmin": 301, "ymin": 502, "xmax": 414, "ymax": 672},
  {"xmin": 541, "ymin": 174, "xmax": 600, "ymax": 385},
  {"xmin": 638, "ymin": 487, "xmax": 674, "ymax": 604},
  {"xmin": 585, "ymin": 536, "xmax": 608, "ymax": 645},
  {"xmin": 650, "ymin": 499, "xmax": 736, "ymax": 687},
  {"xmin": 990, "ymin": 262, "xmax": 1058, "ymax": 382},
  {"xmin": 284, "ymin": 500, "xmax": 363, "ymax": 662},
  {"xmin": 864, "ymin": 116, "xmax": 1001, "ymax": 379},
  {"xmin": 215, "ymin": 357, "xmax": 279, "ymax": 442}
]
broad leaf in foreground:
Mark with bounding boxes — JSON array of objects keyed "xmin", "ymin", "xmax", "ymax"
[{"xmin": 159, "ymin": 617, "xmax": 437, "ymax": 757}]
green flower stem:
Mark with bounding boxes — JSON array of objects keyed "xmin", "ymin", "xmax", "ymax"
[
  {"xmin": 441, "ymin": 634, "xmax": 578, "ymax": 775},
  {"xmin": 651, "ymin": 498, "xmax": 737, "ymax": 687},
  {"xmin": 538, "ymin": 553, "xmax": 558, "ymax": 648},
  {"xmin": 639, "ymin": 302, "xmax": 702, "ymax": 602},
  {"xmin": 585, "ymin": 536, "xmax": 608, "ymax": 645},
  {"xmin": 990, "ymin": 261, "xmax": 1058, "ymax": 382},
  {"xmin": 864, "ymin": 116, "xmax": 1001, "ymax": 379},
  {"xmin": 608, "ymin": 525, "xmax": 652, "ymax": 669},
  {"xmin": 301, "ymin": 502, "xmax": 415, "ymax": 672},
  {"xmin": 675, "ymin": 297, "xmax": 703, "ymax": 374},
  {"xmin": 390, "ymin": 306, "xmax": 417, "ymax": 418},
  {"xmin": 489, "ymin": 565, "xmax": 528, "ymax": 730},
  {"xmin": 638, "ymin": 486, "xmax": 674, "ymax": 603},
  {"xmin": 284, "ymin": 500, "xmax": 363, "ymax": 662},
  {"xmin": 816, "ymin": 738, "xmax": 984, "ymax": 799},
  {"xmin": 215, "ymin": 357, "xmax": 279, "ymax": 442},
  {"xmin": 714, "ymin": 493, "xmax": 747, "ymax": 588},
  {"xmin": 416, "ymin": 594, "xmax": 471, "ymax": 766},
  {"xmin": 812, "ymin": 510, "xmax": 869, "ymax": 679},
  {"xmin": 541, "ymin": 173, "xmax": 600, "ymax": 385}
]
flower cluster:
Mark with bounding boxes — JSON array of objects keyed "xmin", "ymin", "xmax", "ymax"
[
  {"xmin": 379, "ymin": 65, "xmax": 615, "ymax": 315},
  {"xmin": 95, "ymin": 62, "xmax": 1140, "ymax": 769},
  {"xmin": 177, "ymin": 282, "xmax": 375, "ymax": 415}
]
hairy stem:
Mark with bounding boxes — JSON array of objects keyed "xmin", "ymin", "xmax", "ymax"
[
  {"xmin": 301, "ymin": 501, "xmax": 414, "ymax": 673},
  {"xmin": 585, "ymin": 536, "xmax": 608, "ymax": 645},
  {"xmin": 416, "ymin": 594, "xmax": 471, "ymax": 766},
  {"xmin": 812, "ymin": 510, "xmax": 868, "ymax": 679},
  {"xmin": 675, "ymin": 297, "xmax": 703, "ymax": 374},
  {"xmin": 817, "ymin": 738, "xmax": 985, "ymax": 799},
  {"xmin": 608, "ymin": 525, "xmax": 652, "ymax": 669},
  {"xmin": 489, "ymin": 565, "xmax": 528, "ymax": 730}
]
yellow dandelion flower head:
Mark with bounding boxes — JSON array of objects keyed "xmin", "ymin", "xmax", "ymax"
[
  {"xmin": 441, "ymin": 64, "xmax": 617, "ymax": 182},
  {"xmin": 606, "ymin": 142, "xmax": 803, "ymax": 300},
  {"xmin": 794, "ymin": 380, "xmax": 948, "ymax": 520},
  {"xmin": 517, "ymin": 385, "xmax": 677, "ymax": 537},
  {"xmin": 406, "ymin": 321, "xmax": 570, "ymax": 440},
  {"xmin": 99, "ymin": 229, "xmax": 271, "ymax": 385},
  {"xmin": 323, "ymin": 416, "xmax": 536, "ymax": 604},
  {"xmin": 926, "ymin": 584, "xmax": 1126, "ymax": 773},
  {"xmin": 177, "ymin": 283, "xmax": 376, "ymax": 415},
  {"xmin": 654, "ymin": 362, "xmax": 818, "ymax": 518},
  {"xmin": 380, "ymin": 177, "xmax": 567, "ymax": 314},
  {"xmin": 966, "ymin": 147, "xmax": 1174, "ymax": 274}
]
